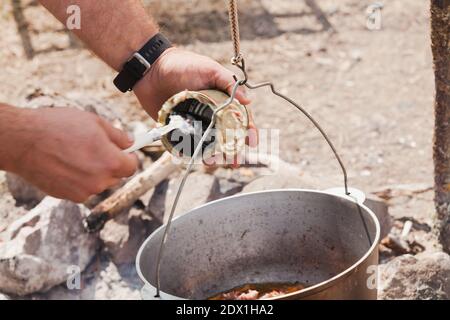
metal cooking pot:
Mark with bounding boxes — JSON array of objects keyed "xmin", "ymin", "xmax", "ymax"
[{"xmin": 136, "ymin": 188, "xmax": 380, "ymax": 300}]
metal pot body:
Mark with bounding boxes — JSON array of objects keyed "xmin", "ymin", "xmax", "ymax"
[{"xmin": 136, "ymin": 189, "xmax": 380, "ymax": 300}]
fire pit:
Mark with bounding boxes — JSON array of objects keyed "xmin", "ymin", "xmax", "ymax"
[{"xmin": 136, "ymin": 188, "xmax": 380, "ymax": 300}]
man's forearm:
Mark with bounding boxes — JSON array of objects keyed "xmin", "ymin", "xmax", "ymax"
[
  {"xmin": 0, "ymin": 104, "xmax": 34, "ymax": 172},
  {"xmin": 39, "ymin": 0, "xmax": 159, "ymax": 71}
]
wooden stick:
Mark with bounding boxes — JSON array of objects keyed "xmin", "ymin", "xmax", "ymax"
[
  {"xmin": 11, "ymin": 0, "xmax": 34, "ymax": 59},
  {"xmin": 141, "ymin": 140, "xmax": 166, "ymax": 155},
  {"xmin": 431, "ymin": 0, "xmax": 450, "ymax": 251},
  {"xmin": 84, "ymin": 152, "xmax": 180, "ymax": 232}
]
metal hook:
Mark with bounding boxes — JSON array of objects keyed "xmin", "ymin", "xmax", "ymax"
[{"xmin": 232, "ymin": 58, "xmax": 248, "ymax": 86}]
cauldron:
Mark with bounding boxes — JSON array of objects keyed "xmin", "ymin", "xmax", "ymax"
[{"xmin": 136, "ymin": 188, "xmax": 380, "ymax": 300}]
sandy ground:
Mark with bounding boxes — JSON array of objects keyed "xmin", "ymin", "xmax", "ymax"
[
  {"xmin": 0, "ymin": 0, "xmax": 436, "ymax": 224},
  {"xmin": 0, "ymin": 0, "xmax": 443, "ymax": 300},
  {"xmin": 0, "ymin": 0, "xmax": 437, "ymax": 240}
]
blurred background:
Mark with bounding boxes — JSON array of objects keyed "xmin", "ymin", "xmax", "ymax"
[
  {"xmin": 0, "ymin": 0, "xmax": 434, "ymax": 190},
  {"xmin": 0, "ymin": 0, "xmax": 440, "ymax": 299}
]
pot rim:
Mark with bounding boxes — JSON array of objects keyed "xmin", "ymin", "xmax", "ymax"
[{"xmin": 136, "ymin": 188, "xmax": 381, "ymax": 300}]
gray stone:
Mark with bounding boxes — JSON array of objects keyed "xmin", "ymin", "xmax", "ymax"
[
  {"xmin": 379, "ymin": 251, "xmax": 450, "ymax": 300},
  {"xmin": 146, "ymin": 179, "xmax": 169, "ymax": 222},
  {"xmin": 214, "ymin": 176, "xmax": 245, "ymax": 199},
  {"xmin": 6, "ymin": 173, "xmax": 46, "ymax": 208},
  {"xmin": 364, "ymin": 195, "xmax": 391, "ymax": 239},
  {"xmin": 22, "ymin": 89, "xmax": 122, "ymax": 124},
  {"xmin": 241, "ymin": 169, "xmax": 338, "ymax": 194},
  {"xmin": 0, "ymin": 192, "xmax": 27, "ymax": 240},
  {"xmin": 239, "ymin": 152, "xmax": 345, "ymax": 193},
  {"xmin": 211, "ymin": 167, "xmax": 265, "ymax": 200},
  {"xmin": 213, "ymin": 167, "xmax": 258, "ymax": 184},
  {"xmin": 148, "ymin": 172, "xmax": 217, "ymax": 223},
  {"xmin": 100, "ymin": 207, "xmax": 160, "ymax": 265},
  {"xmin": 242, "ymin": 173, "xmax": 310, "ymax": 193},
  {"xmin": 29, "ymin": 256, "xmax": 142, "ymax": 300},
  {"xmin": 0, "ymin": 293, "xmax": 10, "ymax": 300},
  {"xmin": 0, "ymin": 197, "xmax": 99, "ymax": 296}
]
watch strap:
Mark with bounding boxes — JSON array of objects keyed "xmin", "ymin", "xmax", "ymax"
[{"xmin": 114, "ymin": 33, "xmax": 172, "ymax": 93}]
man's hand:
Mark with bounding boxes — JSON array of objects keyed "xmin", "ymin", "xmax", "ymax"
[
  {"xmin": 133, "ymin": 47, "xmax": 258, "ymax": 147},
  {"xmin": 133, "ymin": 48, "xmax": 249, "ymax": 117},
  {"xmin": 4, "ymin": 107, "xmax": 138, "ymax": 203},
  {"xmin": 39, "ymin": 1, "xmax": 258, "ymax": 146}
]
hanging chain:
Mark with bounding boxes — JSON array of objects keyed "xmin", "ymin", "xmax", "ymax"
[{"xmin": 228, "ymin": 0, "xmax": 243, "ymax": 65}]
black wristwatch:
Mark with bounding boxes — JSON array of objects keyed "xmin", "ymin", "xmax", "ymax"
[{"xmin": 113, "ymin": 33, "xmax": 172, "ymax": 93}]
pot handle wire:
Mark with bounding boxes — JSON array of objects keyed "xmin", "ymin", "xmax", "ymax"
[{"xmin": 233, "ymin": 60, "xmax": 349, "ymax": 196}]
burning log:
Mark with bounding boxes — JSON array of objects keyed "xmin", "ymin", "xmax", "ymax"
[{"xmin": 84, "ymin": 152, "xmax": 180, "ymax": 232}]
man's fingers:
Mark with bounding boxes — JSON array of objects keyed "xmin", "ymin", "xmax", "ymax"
[
  {"xmin": 113, "ymin": 152, "xmax": 139, "ymax": 178},
  {"xmin": 247, "ymin": 125, "xmax": 259, "ymax": 148},
  {"xmin": 211, "ymin": 66, "xmax": 260, "ymax": 148},
  {"xmin": 103, "ymin": 177, "xmax": 121, "ymax": 190},
  {"xmin": 230, "ymin": 152, "xmax": 242, "ymax": 169},
  {"xmin": 202, "ymin": 152, "xmax": 244, "ymax": 168},
  {"xmin": 234, "ymin": 87, "xmax": 251, "ymax": 106},
  {"xmin": 98, "ymin": 117, "xmax": 133, "ymax": 150},
  {"xmin": 213, "ymin": 67, "xmax": 251, "ymax": 105}
]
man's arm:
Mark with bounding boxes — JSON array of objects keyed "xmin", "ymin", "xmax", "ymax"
[
  {"xmin": 0, "ymin": 104, "xmax": 32, "ymax": 173},
  {"xmin": 39, "ymin": 0, "xmax": 254, "ymax": 122},
  {"xmin": 39, "ymin": 0, "xmax": 158, "ymax": 71},
  {"xmin": 1, "ymin": 1, "xmax": 147, "ymax": 203},
  {"xmin": 0, "ymin": 1, "xmax": 256, "ymax": 203},
  {"xmin": 0, "ymin": 103, "xmax": 138, "ymax": 203}
]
